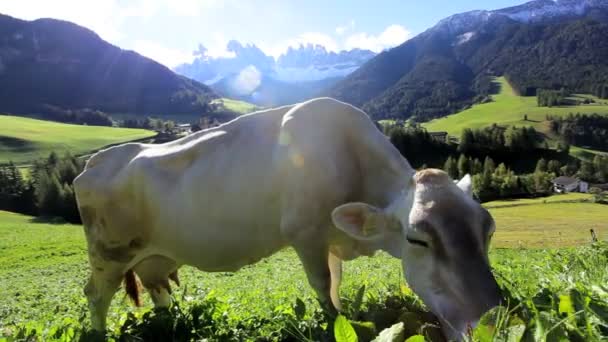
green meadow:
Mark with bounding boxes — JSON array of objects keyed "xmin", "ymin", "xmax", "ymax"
[
  {"xmin": 0, "ymin": 115, "xmax": 155, "ymax": 164},
  {"xmin": 1, "ymin": 195, "xmax": 606, "ymax": 341},
  {"xmin": 214, "ymin": 97, "xmax": 260, "ymax": 114},
  {"xmin": 423, "ymin": 77, "xmax": 608, "ymax": 139}
]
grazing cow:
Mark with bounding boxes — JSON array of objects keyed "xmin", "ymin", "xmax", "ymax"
[{"xmin": 74, "ymin": 97, "xmax": 501, "ymax": 339}]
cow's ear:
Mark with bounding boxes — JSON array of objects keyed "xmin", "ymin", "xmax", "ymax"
[
  {"xmin": 457, "ymin": 174, "xmax": 473, "ymax": 197},
  {"xmin": 332, "ymin": 202, "xmax": 399, "ymax": 240}
]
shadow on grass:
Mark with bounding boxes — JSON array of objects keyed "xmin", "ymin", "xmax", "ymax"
[
  {"xmin": 0, "ymin": 135, "xmax": 36, "ymax": 152},
  {"xmin": 35, "ymin": 294, "xmax": 443, "ymax": 342},
  {"xmin": 28, "ymin": 216, "xmax": 70, "ymax": 225}
]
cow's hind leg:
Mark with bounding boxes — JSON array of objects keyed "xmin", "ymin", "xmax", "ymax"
[{"xmin": 133, "ymin": 255, "xmax": 179, "ymax": 308}]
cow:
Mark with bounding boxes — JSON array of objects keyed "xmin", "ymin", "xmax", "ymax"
[{"xmin": 73, "ymin": 97, "xmax": 501, "ymax": 340}]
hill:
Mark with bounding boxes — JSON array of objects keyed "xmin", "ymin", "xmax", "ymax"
[
  {"xmin": 0, "ymin": 115, "xmax": 155, "ymax": 164},
  {"xmin": 0, "ymin": 14, "xmax": 217, "ymax": 117},
  {"xmin": 423, "ymin": 77, "xmax": 608, "ymax": 139},
  {"xmin": 212, "ymin": 98, "xmax": 259, "ymax": 115},
  {"xmin": 325, "ymin": 0, "xmax": 608, "ymax": 121}
]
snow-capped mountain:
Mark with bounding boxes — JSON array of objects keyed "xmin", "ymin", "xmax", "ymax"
[
  {"xmin": 175, "ymin": 41, "xmax": 274, "ymax": 86},
  {"xmin": 326, "ymin": 0, "xmax": 608, "ymax": 120},
  {"xmin": 435, "ymin": 0, "xmax": 608, "ymax": 35},
  {"xmin": 174, "ymin": 41, "xmax": 376, "ymax": 106},
  {"xmin": 275, "ymin": 45, "xmax": 375, "ymax": 82}
]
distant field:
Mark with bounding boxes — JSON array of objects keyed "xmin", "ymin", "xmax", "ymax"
[
  {"xmin": 487, "ymin": 201, "xmax": 607, "ymax": 248},
  {"xmin": 212, "ymin": 98, "xmax": 260, "ymax": 115},
  {"xmin": 423, "ymin": 77, "xmax": 608, "ymax": 139},
  {"xmin": 0, "ymin": 115, "xmax": 155, "ymax": 164},
  {"xmin": 483, "ymin": 193, "xmax": 592, "ymax": 208}
]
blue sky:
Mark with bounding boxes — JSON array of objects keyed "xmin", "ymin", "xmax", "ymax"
[{"xmin": 3, "ymin": 0, "xmax": 524, "ymax": 68}]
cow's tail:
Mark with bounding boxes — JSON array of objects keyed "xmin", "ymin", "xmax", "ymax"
[{"xmin": 124, "ymin": 269, "xmax": 142, "ymax": 306}]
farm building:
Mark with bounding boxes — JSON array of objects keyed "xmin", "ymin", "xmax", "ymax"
[
  {"xmin": 428, "ymin": 131, "xmax": 449, "ymax": 143},
  {"xmin": 176, "ymin": 123, "xmax": 192, "ymax": 134},
  {"xmin": 552, "ymin": 176, "xmax": 588, "ymax": 193}
]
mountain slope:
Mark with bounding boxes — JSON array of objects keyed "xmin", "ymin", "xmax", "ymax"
[
  {"xmin": 326, "ymin": 0, "xmax": 608, "ymax": 121},
  {"xmin": 0, "ymin": 14, "xmax": 217, "ymax": 116}
]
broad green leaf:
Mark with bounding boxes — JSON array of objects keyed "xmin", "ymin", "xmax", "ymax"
[
  {"xmin": 473, "ymin": 323, "xmax": 495, "ymax": 342},
  {"xmin": 506, "ymin": 324, "xmax": 525, "ymax": 342},
  {"xmin": 405, "ymin": 334, "xmax": 426, "ymax": 342},
  {"xmin": 335, "ymin": 315, "xmax": 358, "ymax": 342},
  {"xmin": 372, "ymin": 322, "xmax": 404, "ymax": 342},
  {"xmin": 558, "ymin": 295, "xmax": 575, "ymax": 317}
]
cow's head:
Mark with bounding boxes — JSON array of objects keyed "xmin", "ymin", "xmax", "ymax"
[{"xmin": 332, "ymin": 168, "xmax": 501, "ymax": 340}]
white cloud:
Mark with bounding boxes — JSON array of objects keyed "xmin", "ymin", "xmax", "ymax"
[
  {"xmin": 133, "ymin": 40, "xmax": 194, "ymax": 68},
  {"xmin": 344, "ymin": 24, "xmax": 411, "ymax": 52},
  {"xmin": 230, "ymin": 65, "xmax": 262, "ymax": 95},
  {"xmin": 335, "ymin": 19, "xmax": 355, "ymax": 36}
]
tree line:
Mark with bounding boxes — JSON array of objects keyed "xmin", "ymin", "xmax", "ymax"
[
  {"xmin": 537, "ymin": 89, "xmax": 568, "ymax": 107},
  {"xmin": 0, "ymin": 153, "xmax": 83, "ymax": 223},
  {"xmin": 459, "ymin": 125, "xmax": 544, "ymax": 154},
  {"xmin": 386, "ymin": 123, "xmax": 608, "ymax": 202},
  {"xmin": 548, "ymin": 113, "xmax": 608, "ymax": 152}
]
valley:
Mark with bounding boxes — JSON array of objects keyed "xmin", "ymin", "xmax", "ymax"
[
  {"xmin": 424, "ymin": 77, "xmax": 608, "ymax": 160},
  {"xmin": 1, "ymin": 0, "xmax": 608, "ymax": 341},
  {"xmin": 0, "ymin": 115, "xmax": 155, "ymax": 164}
]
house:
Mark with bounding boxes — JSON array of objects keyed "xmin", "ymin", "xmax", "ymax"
[
  {"xmin": 175, "ymin": 123, "xmax": 192, "ymax": 134},
  {"xmin": 428, "ymin": 131, "xmax": 449, "ymax": 143},
  {"xmin": 552, "ymin": 176, "xmax": 588, "ymax": 193}
]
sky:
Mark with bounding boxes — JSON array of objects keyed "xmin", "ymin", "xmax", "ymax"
[{"xmin": 2, "ymin": 0, "xmax": 525, "ymax": 68}]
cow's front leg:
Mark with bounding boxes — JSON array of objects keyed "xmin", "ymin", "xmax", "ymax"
[
  {"xmin": 84, "ymin": 264, "xmax": 123, "ymax": 331},
  {"xmin": 283, "ymin": 222, "xmax": 337, "ymax": 317}
]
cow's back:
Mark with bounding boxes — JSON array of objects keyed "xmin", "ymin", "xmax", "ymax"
[{"xmin": 74, "ymin": 98, "xmax": 412, "ymax": 270}]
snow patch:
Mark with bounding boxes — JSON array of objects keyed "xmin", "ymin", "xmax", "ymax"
[{"xmin": 455, "ymin": 31, "xmax": 475, "ymax": 45}]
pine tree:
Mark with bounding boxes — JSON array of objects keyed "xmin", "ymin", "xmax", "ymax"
[
  {"xmin": 483, "ymin": 156, "xmax": 496, "ymax": 176},
  {"xmin": 443, "ymin": 157, "xmax": 458, "ymax": 179},
  {"xmin": 472, "ymin": 158, "xmax": 483, "ymax": 175},
  {"xmin": 535, "ymin": 158, "xmax": 547, "ymax": 173},
  {"xmin": 457, "ymin": 154, "xmax": 470, "ymax": 178},
  {"xmin": 547, "ymin": 160, "xmax": 561, "ymax": 175}
]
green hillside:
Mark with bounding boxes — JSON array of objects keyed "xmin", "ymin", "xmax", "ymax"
[
  {"xmin": 213, "ymin": 98, "xmax": 260, "ymax": 115},
  {"xmin": 0, "ymin": 115, "xmax": 155, "ymax": 164},
  {"xmin": 424, "ymin": 77, "xmax": 608, "ymax": 138}
]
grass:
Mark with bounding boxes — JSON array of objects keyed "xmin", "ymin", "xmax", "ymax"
[
  {"xmin": 488, "ymin": 202, "xmax": 608, "ymax": 248},
  {"xmin": 1, "ymin": 198, "xmax": 607, "ymax": 341},
  {"xmin": 212, "ymin": 98, "xmax": 260, "ymax": 115},
  {"xmin": 423, "ymin": 77, "xmax": 608, "ymax": 140},
  {"xmin": 0, "ymin": 115, "xmax": 155, "ymax": 164},
  {"xmin": 483, "ymin": 193, "xmax": 592, "ymax": 208}
]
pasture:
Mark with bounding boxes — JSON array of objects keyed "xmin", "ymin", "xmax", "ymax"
[
  {"xmin": 0, "ymin": 115, "xmax": 155, "ymax": 164},
  {"xmin": 1, "ymin": 196, "xmax": 607, "ymax": 341},
  {"xmin": 423, "ymin": 77, "xmax": 608, "ymax": 141},
  {"xmin": 213, "ymin": 98, "xmax": 260, "ymax": 114}
]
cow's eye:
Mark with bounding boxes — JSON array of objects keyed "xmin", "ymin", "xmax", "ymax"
[{"xmin": 406, "ymin": 237, "xmax": 429, "ymax": 248}]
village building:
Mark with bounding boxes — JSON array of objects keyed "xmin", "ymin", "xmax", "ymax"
[{"xmin": 552, "ymin": 176, "xmax": 588, "ymax": 193}]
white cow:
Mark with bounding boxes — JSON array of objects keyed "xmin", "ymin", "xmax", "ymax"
[{"xmin": 74, "ymin": 97, "xmax": 501, "ymax": 339}]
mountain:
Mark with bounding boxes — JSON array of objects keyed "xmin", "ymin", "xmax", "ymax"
[
  {"xmin": 326, "ymin": 0, "xmax": 608, "ymax": 121},
  {"xmin": 175, "ymin": 42, "xmax": 375, "ymax": 106},
  {"xmin": 0, "ymin": 14, "xmax": 217, "ymax": 117}
]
